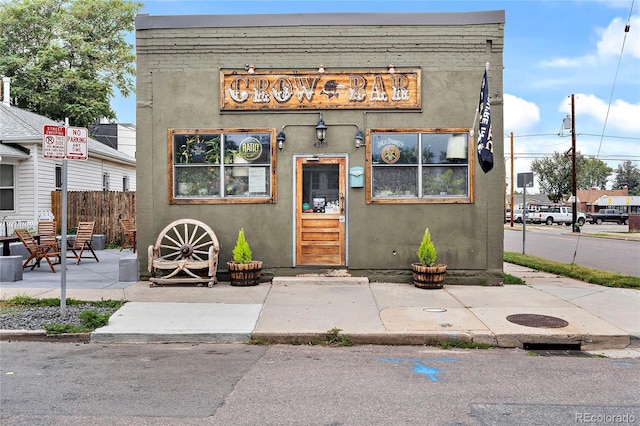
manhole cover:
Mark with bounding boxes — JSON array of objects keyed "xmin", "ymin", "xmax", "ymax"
[{"xmin": 506, "ymin": 314, "xmax": 569, "ymax": 328}]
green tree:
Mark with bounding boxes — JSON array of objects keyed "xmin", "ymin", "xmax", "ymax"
[
  {"xmin": 613, "ymin": 160, "xmax": 640, "ymax": 195},
  {"xmin": 530, "ymin": 151, "xmax": 612, "ymax": 202},
  {"xmin": 578, "ymin": 156, "xmax": 612, "ymax": 190},
  {"xmin": 0, "ymin": 0, "xmax": 142, "ymax": 127}
]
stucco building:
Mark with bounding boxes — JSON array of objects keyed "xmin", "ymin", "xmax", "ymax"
[{"xmin": 135, "ymin": 11, "xmax": 505, "ymax": 284}]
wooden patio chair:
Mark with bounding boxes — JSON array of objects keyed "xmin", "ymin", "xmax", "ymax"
[
  {"xmin": 14, "ymin": 228, "xmax": 59, "ymax": 273},
  {"xmin": 68, "ymin": 221, "xmax": 99, "ymax": 265},
  {"xmin": 37, "ymin": 221, "xmax": 61, "ymax": 263},
  {"xmin": 119, "ymin": 218, "xmax": 136, "ymax": 253}
]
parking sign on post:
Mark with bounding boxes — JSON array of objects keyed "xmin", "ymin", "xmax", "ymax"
[
  {"xmin": 43, "ymin": 125, "xmax": 67, "ymax": 159},
  {"xmin": 42, "ymin": 123, "xmax": 88, "ymax": 314},
  {"xmin": 66, "ymin": 126, "xmax": 88, "ymax": 160},
  {"xmin": 42, "ymin": 125, "xmax": 88, "ymax": 160}
]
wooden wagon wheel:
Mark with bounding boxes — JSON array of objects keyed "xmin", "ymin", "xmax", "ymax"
[{"xmin": 149, "ymin": 219, "xmax": 220, "ymax": 287}]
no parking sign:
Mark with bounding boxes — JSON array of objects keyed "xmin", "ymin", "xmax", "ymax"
[{"xmin": 43, "ymin": 125, "xmax": 88, "ymax": 160}]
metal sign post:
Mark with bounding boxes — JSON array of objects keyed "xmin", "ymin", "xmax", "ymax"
[
  {"xmin": 43, "ymin": 121, "xmax": 88, "ymax": 314},
  {"xmin": 517, "ymin": 172, "xmax": 534, "ymax": 255}
]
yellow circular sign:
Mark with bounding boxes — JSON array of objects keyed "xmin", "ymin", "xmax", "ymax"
[
  {"xmin": 380, "ymin": 144, "xmax": 400, "ymax": 164},
  {"xmin": 237, "ymin": 137, "xmax": 263, "ymax": 161}
]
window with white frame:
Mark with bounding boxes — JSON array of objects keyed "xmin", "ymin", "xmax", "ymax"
[
  {"xmin": 0, "ymin": 164, "xmax": 15, "ymax": 212},
  {"xmin": 169, "ymin": 129, "xmax": 276, "ymax": 204},
  {"xmin": 367, "ymin": 130, "xmax": 472, "ymax": 203},
  {"xmin": 102, "ymin": 173, "xmax": 110, "ymax": 191}
]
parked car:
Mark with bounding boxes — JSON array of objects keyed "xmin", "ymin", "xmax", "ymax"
[
  {"xmin": 505, "ymin": 209, "xmax": 529, "ymax": 224},
  {"xmin": 586, "ymin": 209, "xmax": 629, "ymax": 225},
  {"xmin": 530, "ymin": 205, "xmax": 586, "ymax": 226}
]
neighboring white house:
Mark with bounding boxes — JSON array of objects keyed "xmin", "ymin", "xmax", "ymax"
[
  {"xmin": 90, "ymin": 119, "xmax": 137, "ymax": 158},
  {"xmin": 0, "ymin": 77, "xmax": 136, "ymax": 230}
]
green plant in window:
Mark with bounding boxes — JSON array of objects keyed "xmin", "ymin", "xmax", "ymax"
[
  {"xmin": 176, "ymin": 167, "xmax": 219, "ymax": 196},
  {"xmin": 423, "ymin": 168, "xmax": 465, "ymax": 196},
  {"xmin": 177, "ymin": 135, "xmax": 222, "ymax": 164}
]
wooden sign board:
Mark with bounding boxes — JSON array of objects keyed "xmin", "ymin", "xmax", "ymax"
[{"xmin": 220, "ymin": 69, "xmax": 421, "ymax": 111}]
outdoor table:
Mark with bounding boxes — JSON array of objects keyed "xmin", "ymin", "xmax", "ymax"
[{"xmin": 0, "ymin": 234, "xmax": 41, "ymax": 256}]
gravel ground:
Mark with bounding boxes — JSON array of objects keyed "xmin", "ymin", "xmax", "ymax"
[{"xmin": 0, "ymin": 305, "xmax": 121, "ymax": 331}]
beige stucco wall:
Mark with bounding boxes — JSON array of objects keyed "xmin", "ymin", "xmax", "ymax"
[{"xmin": 135, "ymin": 12, "xmax": 505, "ymax": 284}]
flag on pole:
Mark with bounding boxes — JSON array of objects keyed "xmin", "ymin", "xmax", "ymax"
[{"xmin": 477, "ymin": 69, "xmax": 494, "ymax": 173}]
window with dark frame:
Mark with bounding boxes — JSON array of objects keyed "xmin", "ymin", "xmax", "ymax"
[
  {"xmin": 55, "ymin": 165, "xmax": 62, "ymax": 191},
  {"xmin": 169, "ymin": 129, "xmax": 276, "ymax": 204},
  {"xmin": 102, "ymin": 173, "xmax": 109, "ymax": 191},
  {"xmin": 368, "ymin": 130, "xmax": 472, "ymax": 203},
  {"xmin": 0, "ymin": 164, "xmax": 15, "ymax": 211}
]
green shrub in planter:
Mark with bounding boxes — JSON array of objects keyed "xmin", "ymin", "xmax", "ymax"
[
  {"xmin": 417, "ymin": 227, "xmax": 438, "ymax": 266},
  {"xmin": 232, "ymin": 228, "xmax": 252, "ymax": 264}
]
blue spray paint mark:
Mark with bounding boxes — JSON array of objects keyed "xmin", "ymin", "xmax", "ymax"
[
  {"xmin": 412, "ymin": 362, "xmax": 441, "ymax": 381},
  {"xmin": 379, "ymin": 357, "xmax": 460, "ymax": 382},
  {"xmin": 612, "ymin": 361, "xmax": 635, "ymax": 366}
]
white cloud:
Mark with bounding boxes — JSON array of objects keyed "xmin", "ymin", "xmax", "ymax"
[
  {"xmin": 503, "ymin": 94, "xmax": 540, "ymax": 133},
  {"xmin": 539, "ymin": 15, "xmax": 639, "ymax": 68},
  {"xmin": 597, "ymin": 16, "xmax": 640, "ymax": 59},
  {"xmin": 539, "ymin": 57, "xmax": 583, "ymax": 68},
  {"xmin": 559, "ymin": 93, "xmax": 640, "ymax": 133}
]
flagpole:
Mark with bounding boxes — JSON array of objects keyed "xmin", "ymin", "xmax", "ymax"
[{"xmin": 470, "ymin": 62, "xmax": 490, "ymax": 136}]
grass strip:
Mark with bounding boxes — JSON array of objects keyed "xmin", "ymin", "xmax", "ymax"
[{"xmin": 504, "ymin": 252, "xmax": 640, "ymax": 289}]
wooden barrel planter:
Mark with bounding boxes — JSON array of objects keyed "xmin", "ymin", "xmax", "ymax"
[
  {"xmin": 227, "ymin": 260, "xmax": 263, "ymax": 286},
  {"xmin": 411, "ymin": 263, "xmax": 447, "ymax": 289}
]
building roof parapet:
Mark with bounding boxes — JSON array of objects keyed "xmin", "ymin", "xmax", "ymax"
[{"xmin": 135, "ymin": 10, "xmax": 505, "ymax": 30}]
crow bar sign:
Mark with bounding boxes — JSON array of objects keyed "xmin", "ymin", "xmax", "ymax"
[{"xmin": 220, "ymin": 69, "xmax": 421, "ymax": 111}]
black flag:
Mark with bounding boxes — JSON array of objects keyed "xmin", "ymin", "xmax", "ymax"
[{"xmin": 477, "ymin": 70, "xmax": 494, "ymax": 173}]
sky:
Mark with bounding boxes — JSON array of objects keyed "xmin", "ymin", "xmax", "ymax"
[{"xmin": 113, "ymin": 0, "xmax": 640, "ymax": 192}]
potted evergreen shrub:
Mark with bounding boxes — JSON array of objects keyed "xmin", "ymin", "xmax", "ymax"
[
  {"xmin": 411, "ymin": 227, "xmax": 447, "ymax": 289},
  {"xmin": 227, "ymin": 228, "xmax": 263, "ymax": 286}
]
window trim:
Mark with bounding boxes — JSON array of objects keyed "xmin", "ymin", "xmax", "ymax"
[
  {"xmin": 168, "ymin": 128, "xmax": 277, "ymax": 204},
  {"xmin": 0, "ymin": 163, "xmax": 16, "ymax": 213},
  {"xmin": 365, "ymin": 128, "xmax": 474, "ymax": 204}
]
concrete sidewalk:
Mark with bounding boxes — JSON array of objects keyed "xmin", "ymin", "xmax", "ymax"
[{"xmin": 1, "ymin": 250, "xmax": 639, "ymax": 355}]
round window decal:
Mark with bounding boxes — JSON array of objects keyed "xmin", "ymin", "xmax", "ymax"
[
  {"xmin": 237, "ymin": 137, "xmax": 263, "ymax": 161},
  {"xmin": 380, "ymin": 144, "xmax": 400, "ymax": 164}
]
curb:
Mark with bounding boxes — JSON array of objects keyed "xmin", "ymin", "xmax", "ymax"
[{"xmin": 0, "ymin": 330, "xmax": 90, "ymax": 343}]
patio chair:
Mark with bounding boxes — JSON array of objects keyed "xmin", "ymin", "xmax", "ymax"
[
  {"xmin": 68, "ymin": 221, "xmax": 99, "ymax": 264},
  {"xmin": 37, "ymin": 221, "xmax": 61, "ymax": 263},
  {"xmin": 14, "ymin": 228, "xmax": 59, "ymax": 273},
  {"xmin": 119, "ymin": 218, "xmax": 136, "ymax": 253}
]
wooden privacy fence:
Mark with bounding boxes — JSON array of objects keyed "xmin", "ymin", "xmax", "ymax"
[{"xmin": 51, "ymin": 191, "xmax": 136, "ymax": 244}]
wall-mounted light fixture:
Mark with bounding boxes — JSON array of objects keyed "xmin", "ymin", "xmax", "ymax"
[
  {"xmin": 278, "ymin": 112, "xmax": 363, "ymax": 150},
  {"xmin": 314, "ymin": 115, "xmax": 328, "ymax": 148},
  {"xmin": 277, "ymin": 131, "xmax": 286, "ymax": 150},
  {"xmin": 354, "ymin": 130, "xmax": 365, "ymax": 149}
]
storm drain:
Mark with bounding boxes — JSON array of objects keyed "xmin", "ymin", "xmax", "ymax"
[
  {"xmin": 523, "ymin": 343, "xmax": 589, "ymax": 357},
  {"xmin": 506, "ymin": 313, "xmax": 569, "ymax": 329}
]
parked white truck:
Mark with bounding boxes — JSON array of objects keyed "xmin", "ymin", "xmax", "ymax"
[{"xmin": 530, "ymin": 205, "xmax": 586, "ymax": 226}]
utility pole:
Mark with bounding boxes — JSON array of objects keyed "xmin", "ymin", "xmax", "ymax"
[
  {"xmin": 510, "ymin": 132, "xmax": 514, "ymax": 227},
  {"xmin": 570, "ymin": 94, "xmax": 578, "ymax": 233}
]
